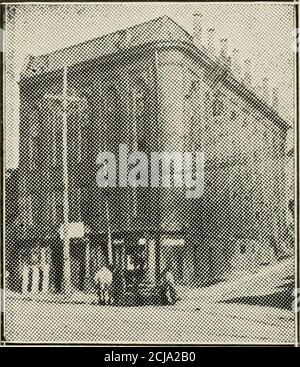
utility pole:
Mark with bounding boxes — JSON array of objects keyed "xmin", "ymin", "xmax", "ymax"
[
  {"xmin": 44, "ymin": 66, "xmax": 83, "ymax": 295},
  {"xmin": 61, "ymin": 66, "xmax": 71, "ymax": 295}
]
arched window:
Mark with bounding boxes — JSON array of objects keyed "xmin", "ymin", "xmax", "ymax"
[{"xmin": 131, "ymin": 79, "xmax": 148, "ymax": 152}]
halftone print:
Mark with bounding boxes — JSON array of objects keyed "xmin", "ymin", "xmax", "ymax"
[{"xmin": 3, "ymin": 3, "xmax": 296, "ymax": 345}]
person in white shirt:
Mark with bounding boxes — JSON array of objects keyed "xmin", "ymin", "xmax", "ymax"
[{"xmin": 94, "ymin": 265, "xmax": 113, "ymax": 305}]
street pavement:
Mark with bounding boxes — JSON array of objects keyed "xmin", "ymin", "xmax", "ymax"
[{"xmin": 3, "ymin": 258, "xmax": 295, "ymax": 344}]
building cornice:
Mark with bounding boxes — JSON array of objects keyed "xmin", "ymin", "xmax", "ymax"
[
  {"xmin": 151, "ymin": 40, "xmax": 290, "ymax": 131},
  {"xmin": 20, "ymin": 37, "xmax": 290, "ymax": 132}
]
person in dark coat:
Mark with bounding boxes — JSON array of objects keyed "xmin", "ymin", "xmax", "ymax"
[{"xmin": 159, "ymin": 266, "xmax": 179, "ymax": 305}]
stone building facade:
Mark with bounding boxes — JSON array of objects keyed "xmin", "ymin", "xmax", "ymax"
[{"xmin": 10, "ymin": 16, "xmax": 289, "ymax": 295}]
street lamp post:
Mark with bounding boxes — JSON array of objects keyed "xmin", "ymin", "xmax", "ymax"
[{"xmin": 44, "ymin": 66, "xmax": 83, "ymax": 295}]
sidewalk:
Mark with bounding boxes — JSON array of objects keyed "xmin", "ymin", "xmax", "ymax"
[
  {"xmin": 176, "ymin": 257, "xmax": 294, "ymax": 307},
  {"xmin": 6, "ymin": 257, "xmax": 294, "ymax": 308},
  {"xmin": 5, "ymin": 289, "xmax": 98, "ymax": 305}
]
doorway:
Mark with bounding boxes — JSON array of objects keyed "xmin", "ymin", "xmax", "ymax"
[
  {"xmin": 160, "ymin": 238, "xmax": 185, "ymax": 285},
  {"xmin": 112, "ymin": 237, "xmax": 157, "ymax": 288},
  {"xmin": 70, "ymin": 240, "xmax": 86, "ymax": 291}
]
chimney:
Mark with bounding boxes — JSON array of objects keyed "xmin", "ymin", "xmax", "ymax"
[
  {"xmin": 231, "ymin": 48, "xmax": 241, "ymax": 77},
  {"xmin": 244, "ymin": 59, "xmax": 252, "ymax": 87},
  {"xmin": 272, "ymin": 87, "xmax": 279, "ymax": 111},
  {"xmin": 207, "ymin": 28, "xmax": 215, "ymax": 56},
  {"xmin": 193, "ymin": 13, "xmax": 203, "ymax": 48},
  {"xmin": 262, "ymin": 77, "xmax": 269, "ymax": 104}
]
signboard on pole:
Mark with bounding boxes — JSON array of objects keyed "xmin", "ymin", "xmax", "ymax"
[{"xmin": 59, "ymin": 222, "xmax": 85, "ymax": 240}]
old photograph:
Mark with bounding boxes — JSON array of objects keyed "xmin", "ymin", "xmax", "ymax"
[{"xmin": 2, "ymin": 2, "xmax": 297, "ymax": 345}]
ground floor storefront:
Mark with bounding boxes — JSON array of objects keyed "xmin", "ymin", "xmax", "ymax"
[
  {"xmin": 5, "ymin": 257, "xmax": 294, "ymax": 344},
  {"xmin": 6, "ymin": 230, "xmax": 278, "ymax": 298}
]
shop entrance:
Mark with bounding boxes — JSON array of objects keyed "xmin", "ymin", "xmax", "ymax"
[
  {"xmin": 160, "ymin": 238, "xmax": 185, "ymax": 285},
  {"xmin": 112, "ymin": 236, "xmax": 158, "ymax": 303}
]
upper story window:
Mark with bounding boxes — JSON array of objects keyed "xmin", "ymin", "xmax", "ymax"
[
  {"xmin": 27, "ymin": 194, "xmax": 33, "ymax": 226},
  {"xmin": 131, "ymin": 79, "xmax": 148, "ymax": 218},
  {"xmin": 212, "ymin": 99, "xmax": 224, "ymax": 117},
  {"xmin": 103, "ymin": 85, "xmax": 121, "ymax": 152},
  {"xmin": 51, "ymin": 191, "xmax": 63, "ymax": 225},
  {"xmin": 77, "ymin": 118, "xmax": 82, "ymax": 163},
  {"xmin": 49, "ymin": 101, "xmax": 62, "ymax": 166},
  {"xmin": 69, "ymin": 185, "xmax": 81, "ymax": 222},
  {"xmin": 28, "ymin": 106, "xmax": 40, "ymax": 171},
  {"xmin": 18, "ymin": 194, "xmax": 33, "ymax": 228},
  {"xmin": 230, "ymin": 110, "xmax": 237, "ymax": 120},
  {"xmin": 106, "ymin": 86, "xmax": 119, "ymax": 115},
  {"xmin": 68, "ymin": 92, "xmax": 88, "ymax": 163},
  {"xmin": 212, "ymin": 90, "xmax": 226, "ymax": 117},
  {"xmin": 47, "ymin": 89, "xmax": 87, "ymax": 167},
  {"xmin": 131, "ymin": 79, "xmax": 148, "ymax": 152}
]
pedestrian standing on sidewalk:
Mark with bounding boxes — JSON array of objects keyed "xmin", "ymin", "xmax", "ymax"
[{"xmin": 159, "ymin": 266, "xmax": 179, "ymax": 305}]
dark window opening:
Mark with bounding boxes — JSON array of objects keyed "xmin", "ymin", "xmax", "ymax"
[{"xmin": 240, "ymin": 243, "xmax": 246, "ymax": 254}]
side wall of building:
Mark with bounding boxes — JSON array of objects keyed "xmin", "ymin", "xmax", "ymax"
[
  {"xmin": 156, "ymin": 45, "xmax": 287, "ymax": 285},
  {"xmin": 15, "ymin": 43, "xmax": 288, "ymax": 293}
]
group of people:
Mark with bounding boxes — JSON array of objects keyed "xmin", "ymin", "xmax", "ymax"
[{"xmin": 93, "ymin": 265, "xmax": 180, "ymax": 306}]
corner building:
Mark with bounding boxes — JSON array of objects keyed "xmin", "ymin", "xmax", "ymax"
[{"xmin": 12, "ymin": 16, "xmax": 288, "ymax": 294}]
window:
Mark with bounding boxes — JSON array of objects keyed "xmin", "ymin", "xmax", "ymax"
[
  {"xmin": 132, "ymin": 79, "xmax": 148, "ymax": 152},
  {"xmin": 27, "ymin": 105, "xmax": 40, "ymax": 171},
  {"xmin": 29, "ymin": 123, "xmax": 39, "ymax": 171},
  {"xmin": 205, "ymin": 91, "xmax": 210, "ymax": 109},
  {"xmin": 68, "ymin": 96, "xmax": 87, "ymax": 163},
  {"xmin": 75, "ymin": 186, "xmax": 81, "ymax": 221},
  {"xmin": 49, "ymin": 101, "xmax": 62, "ymax": 166},
  {"xmin": 131, "ymin": 79, "xmax": 148, "ymax": 217},
  {"xmin": 18, "ymin": 196, "xmax": 26, "ymax": 228},
  {"xmin": 18, "ymin": 194, "xmax": 33, "ymax": 227},
  {"xmin": 28, "ymin": 134, "xmax": 34, "ymax": 171},
  {"xmin": 51, "ymin": 192, "xmax": 57, "ymax": 224},
  {"xmin": 51, "ymin": 110, "xmax": 58, "ymax": 166},
  {"xmin": 46, "ymin": 191, "xmax": 51, "ymax": 223},
  {"xmin": 230, "ymin": 110, "xmax": 237, "ymax": 120},
  {"xmin": 106, "ymin": 86, "xmax": 119, "ymax": 114},
  {"xmin": 27, "ymin": 194, "xmax": 33, "ymax": 226},
  {"xmin": 240, "ymin": 243, "xmax": 246, "ymax": 254},
  {"xmin": 104, "ymin": 85, "xmax": 121, "ymax": 153},
  {"xmin": 77, "ymin": 121, "xmax": 82, "ymax": 162},
  {"xmin": 51, "ymin": 191, "xmax": 63, "ymax": 225},
  {"xmin": 212, "ymin": 99, "xmax": 224, "ymax": 116},
  {"xmin": 132, "ymin": 188, "xmax": 138, "ymax": 218}
]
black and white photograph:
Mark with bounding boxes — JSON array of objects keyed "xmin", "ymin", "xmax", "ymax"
[{"xmin": 1, "ymin": 1, "xmax": 298, "ymax": 346}]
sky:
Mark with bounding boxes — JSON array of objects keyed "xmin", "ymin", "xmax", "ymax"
[{"xmin": 4, "ymin": 2, "xmax": 295, "ymax": 169}]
